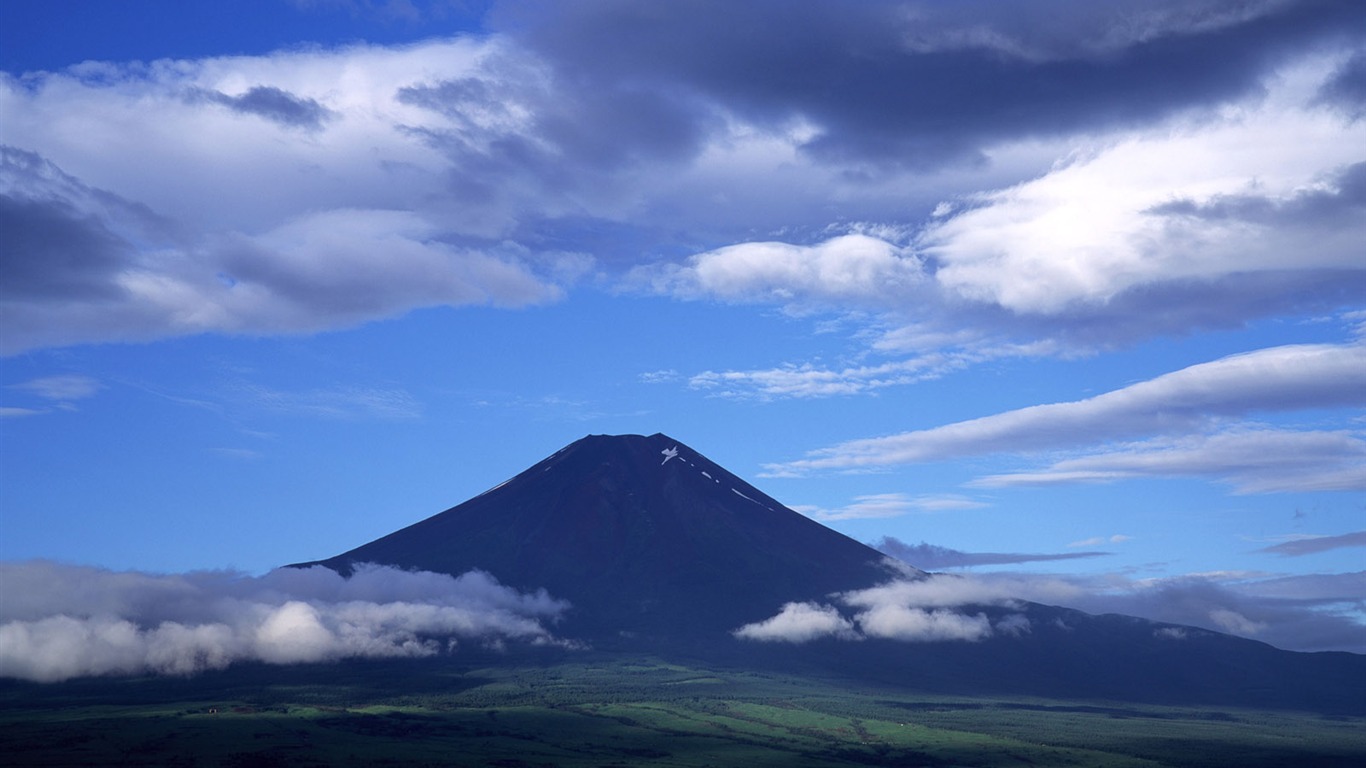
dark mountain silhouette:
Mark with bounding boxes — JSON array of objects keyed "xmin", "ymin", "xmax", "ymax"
[
  {"xmin": 293, "ymin": 433, "xmax": 902, "ymax": 643},
  {"xmin": 291, "ymin": 433, "xmax": 1366, "ymax": 712}
]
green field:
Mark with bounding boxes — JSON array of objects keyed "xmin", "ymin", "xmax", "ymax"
[{"xmin": 2, "ymin": 654, "xmax": 1362, "ymax": 767}]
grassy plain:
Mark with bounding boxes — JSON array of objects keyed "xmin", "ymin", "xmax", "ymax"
[{"xmin": 1, "ymin": 653, "xmax": 1361, "ymax": 767}]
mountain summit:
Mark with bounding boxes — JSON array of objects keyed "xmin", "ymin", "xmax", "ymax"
[{"xmin": 293, "ymin": 433, "xmax": 901, "ymax": 643}]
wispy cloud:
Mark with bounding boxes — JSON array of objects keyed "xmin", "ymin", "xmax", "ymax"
[
  {"xmin": 237, "ymin": 383, "xmax": 423, "ymax": 420},
  {"xmin": 8, "ymin": 374, "xmax": 102, "ymax": 401},
  {"xmin": 0, "ymin": 562, "xmax": 571, "ymax": 683},
  {"xmin": 689, "ymin": 354, "xmax": 960, "ymax": 399},
  {"xmin": 1068, "ymin": 535, "xmax": 1132, "ymax": 548},
  {"xmin": 767, "ymin": 343, "xmax": 1366, "ymax": 480},
  {"xmin": 872, "ymin": 537, "xmax": 1110, "ymax": 569},
  {"xmin": 973, "ymin": 428, "xmax": 1366, "ymax": 494},
  {"xmin": 2, "ymin": 374, "xmax": 102, "ymax": 417},
  {"xmin": 1258, "ymin": 530, "xmax": 1366, "ymax": 557},
  {"xmin": 638, "ymin": 369, "xmax": 680, "ymax": 384},
  {"xmin": 792, "ymin": 493, "xmax": 988, "ymax": 521},
  {"xmin": 210, "ymin": 447, "xmax": 264, "ymax": 461}
]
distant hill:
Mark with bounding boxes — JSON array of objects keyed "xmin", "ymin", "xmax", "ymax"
[{"xmin": 292, "ymin": 433, "xmax": 1366, "ymax": 712}]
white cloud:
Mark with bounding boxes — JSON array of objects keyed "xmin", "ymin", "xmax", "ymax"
[
  {"xmin": 1208, "ymin": 608, "xmax": 1268, "ymax": 636},
  {"xmin": 689, "ymin": 354, "xmax": 957, "ymax": 399},
  {"xmin": 621, "ymin": 49, "xmax": 1366, "ymax": 387},
  {"xmin": 0, "ymin": 39, "xmax": 582, "ymax": 355},
  {"xmin": 1068, "ymin": 535, "xmax": 1132, "ymax": 548},
  {"xmin": 732, "ymin": 601, "xmax": 858, "ymax": 643},
  {"xmin": 667, "ymin": 331, "xmax": 1067, "ymax": 401},
  {"xmin": 840, "ymin": 575, "xmax": 1068, "ymax": 610},
  {"xmin": 737, "ymin": 567, "xmax": 1366, "ymax": 652},
  {"xmin": 974, "ymin": 428, "xmax": 1366, "ymax": 493},
  {"xmin": 855, "ymin": 563, "xmax": 1366, "ymax": 653},
  {"xmin": 854, "ymin": 605, "xmax": 992, "ymax": 642},
  {"xmin": 792, "ymin": 493, "xmax": 987, "ymax": 521},
  {"xmin": 769, "ymin": 342, "xmax": 1366, "ymax": 474},
  {"xmin": 734, "ymin": 573, "xmax": 1051, "ymax": 644},
  {"xmin": 639, "ymin": 234, "xmax": 925, "ymax": 309},
  {"xmin": 921, "ymin": 55, "xmax": 1366, "ymax": 315},
  {"xmin": 638, "ymin": 369, "xmax": 680, "ymax": 384},
  {"xmin": 1258, "ymin": 530, "xmax": 1366, "ymax": 557},
  {"xmin": 0, "ymin": 562, "xmax": 570, "ymax": 683},
  {"xmin": 8, "ymin": 375, "xmax": 101, "ymax": 401},
  {"xmin": 235, "ymin": 382, "xmax": 424, "ymax": 420},
  {"xmin": 4, "ymin": 25, "xmax": 1362, "ymax": 359}
]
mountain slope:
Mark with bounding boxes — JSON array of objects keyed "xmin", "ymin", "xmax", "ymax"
[{"xmin": 292, "ymin": 433, "xmax": 902, "ymax": 644}]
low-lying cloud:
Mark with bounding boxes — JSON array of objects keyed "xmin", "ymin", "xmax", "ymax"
[
  {"xmin": 734, "ymin": 573, "xmax": 1030, "ymax": 644},
  {"xmin": 0, "ymin": 561, "xmax": 571, "ymax": 683},
  {"xmin": 872, "ymin": 537, "xmax": 1110, "ymax": 569},
  {"xmin": 733, "ymin": 601, "xmax": 860, "ymax": 643},
  {"xmin": 735, "ymin": 561, "xmax": 1366, "ymax": 653}
]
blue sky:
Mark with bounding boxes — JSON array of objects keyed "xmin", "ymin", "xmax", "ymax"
[{"xmin": 1, "ymin": 0, "xmax": 1363, "ymax": 659}]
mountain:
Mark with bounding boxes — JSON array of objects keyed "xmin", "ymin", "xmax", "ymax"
[
  {"xmin": 292, "ymin": 433, "xmax": 902, "ymax": 644},
  {"xmin": 291, "ymin": 433, "xmax": 1366, "ymax": 712}
]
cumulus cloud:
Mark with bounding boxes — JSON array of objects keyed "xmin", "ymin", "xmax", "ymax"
[
  {"xmin": 612, "ymin": 21, "xmax": 1366, "ymax": 357},
  {"xmin": 0, "ymin": 145, "xmax": 567, "ymax": 354},
  {"xmin": 768, "ymin": 342, "xmax": 1366, "ymax": 474},
  {"xmin": 921, "ymin": 87, "xmax": 1366, "ymax": 317},
  {"xmin": 0, "ymin": 561, "xmax": 570, "ymax": 683},
  {"xmin": 504, "ymin": 0, "xmax": 1364, "ymax": 169},
  {"xmin": 0, "ymin": 39, "xmax": 583, "ymax": 355},
  {"xmin": 4, "ymin": 2, "xmax": 1364, "ymax": 357},
  {"xmin": 638, "ymin": 234, "xmax": 924, "ymax": 309}
]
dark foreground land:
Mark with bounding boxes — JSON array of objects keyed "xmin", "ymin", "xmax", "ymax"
[{"xmin": 2, "ymin": 653, "xmax": 1363, "ymax": 768}]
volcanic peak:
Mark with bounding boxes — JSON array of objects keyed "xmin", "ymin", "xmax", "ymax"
[{"xmin": 293, "ymin": 432, "xmax": 899, "ymax": 643}]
